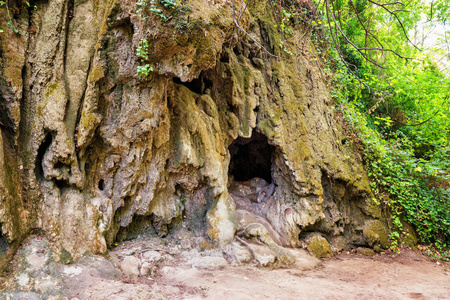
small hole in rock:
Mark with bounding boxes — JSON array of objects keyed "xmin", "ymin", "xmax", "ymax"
[
  {"xmin": 220, "ymin": 52, "xmax": 230, "ymax": 63},
  {"xmin": 35, "ymin": 133, "xmax": 52, "ymax": 178},
  {"xmin": 98, "ymin": 179, "xmax": 105, "ymax": 190},
  {"xmin": 54, "ymin": 161, "xmax": 65, "ymax": 169},
  {"xmin": 173, "ymin": 75, "xmax": 213, "ymax": 95},
  {"xmin": 173, "ymin": 77, "xmax": 203, "ymax": 94},
  {"xmin": 55, "ymin": 179, "xmax": 67, "ymax": 189}
]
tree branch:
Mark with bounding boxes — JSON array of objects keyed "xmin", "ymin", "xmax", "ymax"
[
  {"xmin": 230, "ymin": 0, "xmax": 282, "ymax": 59},
  {"xmin": 367, "ymin": 0, "xmax": 420, "ymax": 50}
]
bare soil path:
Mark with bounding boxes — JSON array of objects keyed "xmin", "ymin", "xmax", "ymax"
[
  {"xmin": 2, "ymin": 236, "xmax": 449, "ymax": 300},
  {"xmin": 154, "ymin": 249, "xmax": 450, "ymax": 300}
]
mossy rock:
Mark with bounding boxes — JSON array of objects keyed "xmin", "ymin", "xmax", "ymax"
[
  {"xmin": 373, "ymin": 245, "xmax": 383, "ymax": 253},
  {"xmin": 363, "ymin": 220, "xmax": 389, "ymax": 249},
  {"xmin": 306, "ymin": 234, "xmax": 332, "ymax": 258},
  {"xmin": 356, "ymin": 247, "xmax": 375, "ymax": 256},
  {"xmin": 330, "ymin": 236, "xmax": 348, "ymax": 252},
  {"xmin": 400, "ymin": 221, "xmax": 419, "ymax": 248},
  {"xmin": 60, "ymin": 249, "xmax": 74, "ymax": 264}
]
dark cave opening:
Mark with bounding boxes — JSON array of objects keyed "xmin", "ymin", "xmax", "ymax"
[
  {"xmin": 228, "ymin": 131, "xmax": 274, "ymax": 183},
  {"xmin": 98, "ymin": 179, "xmax": 105, "ymax": 191},
  {"xmin": 0, "ymin": 231, "xmax": 8, "ymax": 258},
  {"xmin": 173, "ymin": 72, "xmax": 213, "ymax": 95}
]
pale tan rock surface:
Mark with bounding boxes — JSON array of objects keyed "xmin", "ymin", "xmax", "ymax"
[{"xmin": 0, "ymin": 0, "xmax": 388, "ymax": 264}]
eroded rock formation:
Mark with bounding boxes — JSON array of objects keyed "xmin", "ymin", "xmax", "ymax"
[{"xmin": 0, "ymin": 0, "xmax": 388, "ymax": 262}]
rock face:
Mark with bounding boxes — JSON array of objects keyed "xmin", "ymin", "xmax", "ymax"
[{"xmin": 0, "ymin": 0, "xmax": 388, "ymax": 261}]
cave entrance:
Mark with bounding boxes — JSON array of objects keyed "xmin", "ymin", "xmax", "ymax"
[
  {"xmin": 228, "ymin": 131, "xmax": 274, "ymax": 183},
  {"xmin": 228, "ymin": 131, "xmax": 280, "ymax": 244},
  {"xmin": 0, "ymin": 231, "xmax": 8, "ymax": 258}
]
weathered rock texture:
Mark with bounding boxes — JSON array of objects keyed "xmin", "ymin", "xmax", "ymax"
[{"xmin": 0, "ymin": 0, "xmax": 388, "ymax": 261}]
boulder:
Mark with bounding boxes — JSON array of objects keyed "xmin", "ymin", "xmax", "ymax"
[
  {"xmin": 363, "ymin": 220, "xmax": 389, "ymax": 249},
  {"xmin": 306, "ymin": 234, "xmax": 333, "ymax": 258},
  {"xmin": 121, "ymin": 256, "xmax": 141, "ymax": 278}
]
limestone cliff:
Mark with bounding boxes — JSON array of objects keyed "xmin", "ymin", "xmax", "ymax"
[{"xmin": 0, "ymin": 0, "xmax": 388, "ymax": 261}]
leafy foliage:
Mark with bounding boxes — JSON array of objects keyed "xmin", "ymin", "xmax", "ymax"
[
  {"xmin": 0, "ymin": 0, "xmax": 20, "ymax": 34},
  {"xmin": 136, "ymin": 39, "xmax": 154, "ymax": 77},
  {"xmin": 312, "ymin": 0, "xmax": 450, "ymax": 249},
  {"xmin": 136, "ymin": 0, "xmax": 183, "ymax": 21},
  {"xmin": 134, "ymin": 0, "xmax": 193, "ymax": 76}
]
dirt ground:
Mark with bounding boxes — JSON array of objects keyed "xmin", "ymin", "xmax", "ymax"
[
  {"xmin": 153, "ymin": 248, "xmax": 450, "ymax": 300},
  {"xmin": 2, "ymin": 236, "xmax": 449, "ymax": 300}
]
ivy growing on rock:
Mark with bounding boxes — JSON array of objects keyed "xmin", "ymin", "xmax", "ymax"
[{"xmin": 317, "ymin": 0, "xmax": 450, "ymax": 257}]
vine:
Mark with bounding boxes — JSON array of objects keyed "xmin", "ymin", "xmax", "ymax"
[
  {"xmin": 136, "ymin": 39, "xmax": 153, "ymax": 77},
  {"xmin": 134, "ymin": 0, "xmax": 191, "ymax": 76},
  {"xmin": 0, "ymin": 0, "xmax": 19, "ymax": 34}
]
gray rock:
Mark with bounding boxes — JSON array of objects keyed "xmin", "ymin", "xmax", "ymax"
[
  {"xmin": 225, "ymin": 242, "xmax": 253, "ymax": 265},
  {"xmin": 248, "ymin": 243, "xmax": 277, "ymax": 267},
  {"xmin": 0, "ymin": 0, "xmax": 388, "ymax": 268},
  {"xmin": 120, "ymin": 256, "xmax": 141, "ymax": 278},
  {"xmin": 140, "ymin": 261, "xmax": 158, "ymax": 276},
  {"xmin": 206, "ymin": 192, "xmax": 237, "ymax": 247},
  {"xmin": 289, "ymin": 249, "xmax": 321, "ymax": 271},
  {"xmin": 189, "ymin": 256, "xmax": 228, "ymax": 270},
  {"xmin": 11, "ymin": 292, "xmax": 42, "ymax": 300},
  {"xmin": 142, "ymin": 250, "xmax": 163, "ymax": 263},
  {"xmin": 76, "ymin": 255, "xmax": 122, "ymax": 280}
]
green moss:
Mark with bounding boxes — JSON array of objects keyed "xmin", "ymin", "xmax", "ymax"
[
  {"xmin": 241, "ymin": 97, "xmax": 251, "ymax": 137},
  {"xmin": 400, "ymin": 221, "xmax": 419, "ymax": 248},
  {"xmin": 356, "ymin": 247, "xmax": 375, "ymax": 256},
  {"xmin": 88, "ymin": 64, "xmax": 105, "ymax": 83},
  {"xmin": 363, "ymin": 220, "xmax": 389, "ymax": 249},
  {"xmin": 0, "ymin": 131, "xmax": 27, "ymax": 241},
  {"xmin": 45, "ymin": 83, "xmax": 59, "ymax": 97},
  {"xmin": 80, "ymin": 113, "xmax": 100, "ymax": 130},
  {"xmin": 231, "ymin": 62, "xmax": 254, "ymax": 137},
  {"xmin": 260, "ymin": 119, "xmax": 276, "ymax": 139},
  {"xmin": 373, "ymin": 245, "xmax": 383, "ymax": 253},
  {"xmin": 306, "ymin": 234, "xmax": 332, "ymax": 258},
  {"xmin": 60, "ymin": 249, "xmax": 74, "ymax": 264},
  {"xmin": 359, "ymin": 196, "xmax": 382, "ymax": 219}
]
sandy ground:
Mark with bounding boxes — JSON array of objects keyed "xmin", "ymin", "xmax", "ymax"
[
  {"xmin": 153, "ymin": 249, "xmax": 450, "ymax": 300},
  {"xmin": 2, "ymin": 236, "xmax": 449, "ymax": 300}
]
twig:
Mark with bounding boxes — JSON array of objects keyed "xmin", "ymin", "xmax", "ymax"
[
  {"xmin": 325, "ymin": 0, "xmax": 372, "ymax": 91},
  {"xmin": 230, "ymin": 0, "xmax": 283, "ymax": 59},
  {"xmin": 367, "ymin": 0, "xmax": 420, "ymax": 50}
]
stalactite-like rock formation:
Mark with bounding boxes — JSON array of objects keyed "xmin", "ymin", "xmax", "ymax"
[{"xmin": 0, "ymin": 0, "xmax": 388, "ymax": 262}]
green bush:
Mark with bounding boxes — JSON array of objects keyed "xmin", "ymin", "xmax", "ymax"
[{"xmin": 341, "ymin": 100, "xmax": 450, "ymax": 248}]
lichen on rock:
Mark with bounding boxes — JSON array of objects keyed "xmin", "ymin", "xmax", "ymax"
[
  {"xmin": 0, "ymin": 0, "xmax": 388, "ymax": 265},
  {"xmin": 305, "ymin": 233, "xmax": 333, "ymax": 258},
  {"xmin": 363, "ymin": 220, "xmax": 390, "ymax": 249}
]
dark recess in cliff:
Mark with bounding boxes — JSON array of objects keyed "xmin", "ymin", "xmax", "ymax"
[
  {"xmin": 228, "ymin": 130, "xmax": 274, "ymax": 183},
  {"xmin": 0, "ymin": 233, "xmax": 8, "ymax": 258},
  {"xmin": 173, "ymin": 73, "xmax": 212, "ymax": 95},
  {"xmin": 35, "ymin": 133, "xmax": 52, "ymax": 180}
]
